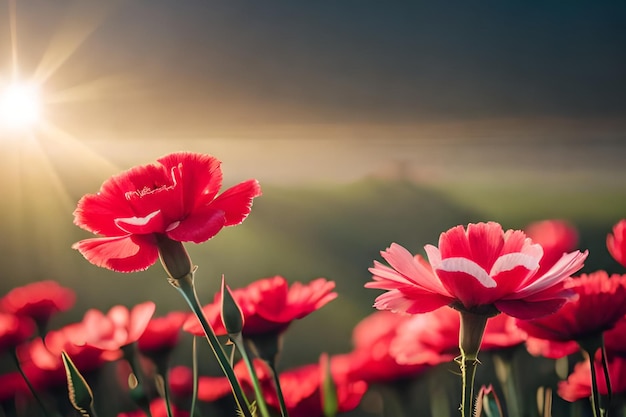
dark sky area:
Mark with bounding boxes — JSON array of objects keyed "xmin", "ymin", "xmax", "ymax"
[{"xmin": 1, "ymin": 1, "xmax": 625, "ymax": 139}]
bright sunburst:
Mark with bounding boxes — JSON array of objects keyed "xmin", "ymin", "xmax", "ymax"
[{"xmin": 0, "ymin": 81, "xmax": 42, "ymax": 130}]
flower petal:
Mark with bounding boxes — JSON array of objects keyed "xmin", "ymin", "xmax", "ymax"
[
  {"xmin": 496, "ymin": 298, "xmax": 569, "ymax": 320},
  {"xmin": 166, "ymin": 208, "xmax": 226, "ymax": 243},
  {"xmin": 128, "ymin": 301, "xmax": 156, "ymax": 342},
  {"xmin": 466, "ymin": 222, "xmax": 505, "ymax": 271},
  {"xmin": 514, "ymin": 250, "xmax": 588, "ymax": 298},
  {"xmin": 380, "ymin": 244, "xmax": 449, "ymax": 294},
  {"xmin": 372, "ymin": 288, "xmax": 451, "ymax": 314},
  {"xmin": 157, "ymin": 152, "xmax": 223, "ymax": 209},
  {"xmin": 114, "ymin": 210, "xmax": 164, "ymax": 234},
  {"xmin": 210, "ymin": 179, "xmax": 262, "ymax": 226},
  {"xmin": 72, "ymin": 235, "xmax": 158, "ymax": 273}
]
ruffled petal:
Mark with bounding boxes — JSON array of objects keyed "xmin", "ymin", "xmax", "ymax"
[
  {"xmin": 209, "ymin": 179, "xmax": 262, "ymax": 226},
  {"xmin": 157, "ymin": 152, "xmax": 223, "ymax": 209},
  {"xmin": 466, "ymin": 222, "xmax": 505, "ymax": 271},
  {"xmin": 380, "ymin": 244, "xmax": 449, "ymax": 294},
  {"xmin": 165, "ymin": 207, "xmax": 226, "ymax": 243},
  {"xmin": 373, "ymin": 288, "xmax": 452, "ymax": 314},
  {"xmin": 438, "ymin": 225, "xmax": 472, "ymax": 259},
  {"xmin": 72, "ymin": 235, "xmax": 158, "ymax": 273}
]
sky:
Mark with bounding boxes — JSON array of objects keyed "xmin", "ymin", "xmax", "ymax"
[{"xmin": 1, "ymin": 1, "xmax": 625, "ymax": 140}]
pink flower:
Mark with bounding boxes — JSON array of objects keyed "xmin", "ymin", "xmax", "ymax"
[
  {"xmin": 184, "ymin": 276, "xmax": 337, "ymax": 337},
  {"xmin": 82, "ymin": 301, "xmax": 156, "ymax": 352},
  {"xmin": 607, "ymin": 219, "xmax": 626, "ymax": 268},
  {"xmin": 0, "ymin": 280, "xmax": 75, "ymax": 327},
  {"xmin": 516, "ymin": 272, "xmax": 626, "ymax": 353},
  {"xmin": 73, "ymin": 152, "xmax": 261, "ymax": 273},
  {"xmin": 366, "ymin": 222, "xmax": 588, "ymax": 319}
]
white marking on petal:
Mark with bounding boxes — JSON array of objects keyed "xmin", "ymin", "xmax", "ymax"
[
  {"xmin": 490, "ymin": 253, "xmax": 540, "ymax": 276},
  {"xmin": 166, "ymin": 221, "xmax": 180, "ymax": 232},
  {"xmin": 115, "ymin": 210, "xmax": 161, "ymax": 229},
  {"xmin": 439, "ymin": 257, "xmax": 497, "ymax": 288}
]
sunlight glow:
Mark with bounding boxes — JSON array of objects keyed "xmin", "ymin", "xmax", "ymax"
[{"xmin": 0, "ymin": 82, "xmax": 42, "ymax": 130}]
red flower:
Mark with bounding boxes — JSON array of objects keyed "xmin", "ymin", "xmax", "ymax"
[
  {"xmin": 0, "ymin": 313, "xmax": 35, "ymax": 352},
  {"xmin": 607, "ymin": 219, "xmax": 626, "ymax": 268},
  {"xmin": 72, "ymin": 152, "xmax": 261, "ymax": 273},
  {"xmin": 525, "ymin": 219, "xmax": 579, "ymax": 275},
  {"xmin": 338, "ymin": 311, "xmax": 428, "ymax": 383},
  {"xmin": 516, "ymin": 272, "xmax": 626, "ymax": 351},
  {"xmin": 391, "ymin": 308, "xmax": 525, "ymax": 366},
  {"xmin": 137, "ymin": 311, "xmax": 188, "ymax": 355},
  {"xmin": 558, "ymin": 356, "xmax": 626, "ymax": 402},
  {"xmin": 82, "ymin": 301, "xmax": 156, "ymax": 352},
  {"xmin": 184, "ymin": 276, "xmax": 337, "ymax": 337},
  {"xmin": 367, "ymin": 221, "xmax": 587, "ymax": 319},
  {"xmin": 266, "ymin": 356, "xmax": 367, "ymax": 417},
  {"xmin": 23, "ymin": 322, "xmax": 110, "ymax": 372},
  {"xmin": 0, "ymin": 280, "xmax": 75, "ymax": 327}
]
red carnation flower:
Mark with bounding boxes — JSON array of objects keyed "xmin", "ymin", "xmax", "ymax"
[
  {"xmin": 184, "ymin": 276, "xmax": 337, "ymax": 337},
  {"xmin": 0, "ymin": 313, "xmax": 35, "ymax": 352},
  {"xmin": 24, "ymin": 322, "xmax": 110, "ymax": 372},
  {"xmin": 391, "ymin": 308, "xmax": 525, "ymax": 366},
  {"xmin": 0, "ymin": 280, "xmax": 75, "ymax": 329},
  {"xmin": 516, "ymin": 272, "xmax": 626, "ymax": 348},
  {"xmin": 367, "ymin": 221, "xmax": 587, "ymax": 319},
  {"xmin": 82, "ymin": 301, "xmax": 156, "ymax": 352},
  {"xmin": 338, "ymin": 311, "xmax": 428, "ymax": 383},
  {"xmin": 607, "ymin": 219, "xmax": 626, "ymax": 268},
  {"xmin": 558, "ymin": 356, "xmax": 626, "ymax": 402},
  {"xmin": 72, "ymin": 152, "xmax": 261, "ymax": 273},
  {"xmin": 137, "ymin": 311, "xmax": 188, "ymax": 355}
]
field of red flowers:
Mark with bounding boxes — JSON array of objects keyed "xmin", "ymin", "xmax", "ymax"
[{"xmin": 1, "ymin": 152, "xmax": 626, "ymax": 417}]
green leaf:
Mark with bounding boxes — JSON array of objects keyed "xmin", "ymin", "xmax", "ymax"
[
  {"xmin": 474, "ymin": 385, "xmax": 503, "ymax": 417},
  {"xmin": 61, "ymin": 351, "xmax": 95, "ymax": 417}
]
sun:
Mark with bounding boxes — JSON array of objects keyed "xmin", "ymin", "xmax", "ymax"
[{"xmin": 0, "ymin": 81, "xmax": 42, "ymax": 131}]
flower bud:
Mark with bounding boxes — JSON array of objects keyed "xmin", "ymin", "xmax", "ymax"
[
  {"xmin": 156, "ymin": 235, "xmax": 193, "ymax": 281},
  {"xmin": 221, "ymin": 276, "xmax": 244, "ymax": 336}
]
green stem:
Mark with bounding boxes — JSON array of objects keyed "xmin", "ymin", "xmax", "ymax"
[
  {"xmin": 153, "ymin": 356, "xmax": 174, "ymax": 417},
  {"xmin": 232, "ymin": 334, "xmax": 272, "ymax": 417},
  {"xmin": 578, "ymin": 334, "xmax": 607, "ymax": 417},
  {"xmin": 173, "ymin": 274, "xmax": 253, "ymax": 417},
  {"xmin": 268, "ymin": 361, "xmax": 289, "ymax": 417},
  {"xmin": 190, "ymin": 337, "xmax": 199, "ymax": 417},
  {"xmin": 122, "ymin": 344, "xmax": 153, "ymax": 417},
  {"xmin": 457, "ymin": 310, "xmax": 489, "ymax": 417},
  {"xmin": 10, "ymin": 349, "xmax": 56, "ymax": 417},
  {"xmin": 493, "ymin": 350, "xmax": 522, "ymax": 417},
  {"xmin": 600, "ymin": 341, "xmax": 613, "ymax": 407}
]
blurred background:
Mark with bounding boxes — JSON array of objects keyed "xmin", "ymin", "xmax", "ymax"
[{"xmin": 0, "ymin": 0, "xmax": 625, "ymax": 408}]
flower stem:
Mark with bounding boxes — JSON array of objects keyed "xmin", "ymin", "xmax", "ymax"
[
  {"xmin": 153, "ymin": 356, "xmax": 174, "ymax": 417},
  {"xmin": 173, "ymin": 273, "xmax": 253, "ymax": 417},
  {"xmin": 578, "ymin": 334, "xmax": 608, "ymax": 417},
  {"xmin": 190, "ymin": 337, "xmax": 199, "ymax": 417},
  {"xmin": 268, "ymin": 361, "xmax": 289, "ymax": 417},
  {"xmin": 231, "ymin": 334, "xmax": 272, "ymax": 417},
  {"xmin": 10, "ymin": 348, "xmax": 57, "ymax": 417},
  {"xmin": 457, "ymin": 310, "xmax": 489, "ymax": 417}
]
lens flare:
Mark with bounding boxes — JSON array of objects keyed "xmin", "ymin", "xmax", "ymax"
[{"xmin": 0, "ymin": 82, "xmax": 42, "ymax": 131}]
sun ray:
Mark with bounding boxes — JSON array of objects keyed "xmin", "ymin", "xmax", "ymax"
[
  {"xmin": 32, "ymin": 1, "xmax": 124, "ymax": 85},
  {"xmin": 46, "ymin": 73, "xmax": 141, "ymax": 104}
]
